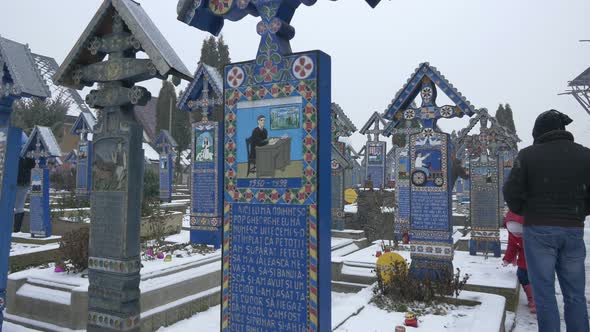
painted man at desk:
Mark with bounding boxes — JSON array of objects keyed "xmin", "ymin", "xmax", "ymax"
[
  {"xmin": 249, "ymin": 115, "xmax": 269, "ymax": 162},
  {"xmin": 247, "ymin": 115, "xmax": 287, "ymax": 177}
]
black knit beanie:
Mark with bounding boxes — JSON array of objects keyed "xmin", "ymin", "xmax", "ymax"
[{"xmin": 532, "ymin": 109, "xmax": 573, "ymax": 140}]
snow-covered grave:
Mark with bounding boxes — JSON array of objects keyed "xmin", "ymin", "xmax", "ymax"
[
  {"xmin": 155, "ymin": 286, "xmax": 505, "ymax": 332},
  {"xmin": 4, "ymin": 231, "xmax": 372, "ymax": 331},
  {"xmin": 6, "ymin": 247, "xmax": 221, "ymax": 331},
  {"xmin": 4, "ymin": 225, "xmax": 537, "ymax": 331}
]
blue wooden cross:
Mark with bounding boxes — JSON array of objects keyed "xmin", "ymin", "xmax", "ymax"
[
  {"xmin": 177, "ymin": 63, "xmax": 224, "ymax": 249},
  {"xmin": 154, "ymin": 130, "xmax": 178, "ymax": 202},
  {"xmin": 0, "ymin": 36, "xmax": 50, "ymax": 329},
  {"xmin": 383, "ymin": 63, "xmax": 476, "ymax": 280},
  {"xmin": 70, "ymin": 112, "xmax": 96, "ymax": 197},
  {"xmin": 191, "ymin": 75, "xmax": 216, "ymax": 120},
  {"xmin": 22, "ymin": 126, "xmax": 62, "ymax": 238},
  {"xmin": 178, "ymin": 0, "xmax": 381, "ymax": 58}
]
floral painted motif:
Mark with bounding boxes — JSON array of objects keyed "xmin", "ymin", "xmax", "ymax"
[
  {"xmin": 440, "ymin": 105, "xmax": 453, "ymax": 118},
  {"xmin": 209, "ymin": 0, "xmax": 232, "ymax": 15},
  {"xmin": 293, "ymin": 56, "xmax": 314, "ymax": 80},
  {"xmin": 227, "ymin": 66, "xmax": 244, "ymax": 88},
  {"xmin": 260, "ymin": 60, "xmax": 278, "ymax": 82},
  {"xmin": 404, "ymin": 109, "xmax": 415, "ymax": 120},
  {"xmin": 421, "ymin": 86, "xmax": 433, "ymax": 101}
]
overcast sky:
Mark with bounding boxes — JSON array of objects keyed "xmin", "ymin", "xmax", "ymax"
[{"xmin": 1, "ymin": 0, "xmax": 589, "ymax": 152}]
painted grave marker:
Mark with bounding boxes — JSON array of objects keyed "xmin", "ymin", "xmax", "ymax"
[
  {"xmin": 155, "ymin": 130, "xmax": 178, "ymax": 202},
  {"xmin": 174, "ymin": 0, "xmax": 373, "ymax": 329},
  {"xmin": 360, "ymin": 112, "xmax": 388, "ymax": 188},
  {"xmin": 332, "ymin": 142, "xmax": 349, "ymax": 230},
  {"xmin": 22, "ymin": 126, "xmax": 62, "ymax": 238},
  {"xmin": 331, "ymin": 103, "xmax": 356, "ymax": 230},
  {"xmin": 384, "ymin": 119, "xmax": 422, "ymax": 242},
  {"xmin": 70, "ymin": 112, "xmax": 96, "ymax": 196},
  {"xmin": 178, "ymin": 63, "xmax": 224, "ymax": 248},
  {"xmin": 469, "ymin": 155, "xmax": 501, "ymax": 257},
  {"xmin": 0, "ymin": 36, "xmax": 50, "ymax": 328},
  {"xmin": 54, "ymin": 1, "xmax": 192, "ymax": 330},
  {"xmin": 383, "ymin": 63, "xmax": 475, "ymax": 278},
  {"xmin": 455, "ymin": 109, "xmax": 519, "ymax": 255}
]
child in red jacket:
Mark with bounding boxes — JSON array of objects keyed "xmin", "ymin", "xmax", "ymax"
[{"xmin": 503, "ymin": 210, "xmax": 536, "ymax": 313}]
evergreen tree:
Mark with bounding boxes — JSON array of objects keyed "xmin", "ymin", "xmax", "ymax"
[
  {"xmin": 199, "ymin": 36, "xmax": 219, "ymax": 68},
  {"xmin": 198, "ymin": 35, "xmax": 231, "ymax": 74},
  {"xmin": 155, "ymin": 80, "xmax": 177, "ymax": 135},
  {"xmin": 155, "ymin": 82, "xmax": 192, "ymax": 183},
  {"xmin": 217, "ymin": 35, "xmax": 231, "ymax": 74},
  {"xmin": 503, "ymin": 104, "xmax": 517, "ymax": 134},
  {"xmin": 495, "ymin": 103, "xmax": 516, "ymax": 135},
  {"xmin": 495, "ymin": 103, "xmax": 506, "ymax": 124},
  {"xmin": 10, "ymin": 95, "xmax": 69, "ymax": 138}
]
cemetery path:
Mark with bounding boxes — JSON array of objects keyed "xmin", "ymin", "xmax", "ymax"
[{"xmin": 510, "ymin": 217, "xmax": 590, "ymax": 332}]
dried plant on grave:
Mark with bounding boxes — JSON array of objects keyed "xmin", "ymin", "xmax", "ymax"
[
  {"xmin": 142, "ymin": 200, "xmax": 167, "ymax": 246},
  {"xmin": 373, "ymin": 260, "xmax": 470, "ymax": 314},
  {"xmin": 140, "ymin": 242, "xmax": 215, "ymax": 262},
  {"xmin": 359, "ymin": 190, "xmax": 386, "ymax": 242},
  {"xmin": 57, "ymin": 227, "xmax": 89, "ymax": 273}
]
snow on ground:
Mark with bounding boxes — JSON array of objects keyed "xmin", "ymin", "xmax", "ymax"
[
  {"xmin": 156, "ymin": 290, "xmax": 373, "ymax": 332},
  {"xmin": 164, "ymin": 230, "xmax": 191, "ymax": 244},
  {"xmin": 182, "ymin": 214, "xmax": 190, "ymax": 229},
  {"xmin": 344, "ymin": 203, "xmax": 357, "ymax": 214},
  {"xmin": 2, "ymin": 321, "xmax": 41, "ymax": 331},
  {"xmin": 10, "ymin": 242, "xmax": 59, "ymax": 257},
  {"xmin": 336, "ymin": 291, "xmax": 505, "ymax": 332},
  {"xmin": 342, "ymin": 203, "xmax": 395, "ymax": 214},
  {"xmin": 331, "ymin": 237, "xmax": 353, "ymax": 249},
  {"xmin": 7, "ymin": 249, "xmax": 221, "ymax": 293},
  {"xmin": 156, "ymin": 305, "xmax": 220, "ymax": 331},
  {"xmin": 11, "ymin": 233, "xmax": 61, "ymax": 242}
]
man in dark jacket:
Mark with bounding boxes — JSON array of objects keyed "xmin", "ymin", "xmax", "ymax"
[{"xmin": 503, "ymin": 109, "xmax": 590, "ymax": 332}]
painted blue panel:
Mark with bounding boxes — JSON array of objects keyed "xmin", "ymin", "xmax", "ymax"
[
  {"xmin": 410, "ymin": 190, "xmax": 449, "ymax": 232},
  {"xmin": 397, "ymin": 185, "xmax": 410, "ymax": 221},
  {"xmin": 235, "ymin": 103, "xmax": 303, "ymax": 163},
  {"xmin": 229, "ymin": 203, "xmax": 309, "ymax": 331},
  {"xmin": 75, "ymin": 142, "xmax": 92, "ymax": 196},
  {"xmin": 159, "ymin": 154, "xmax": 173, "ymax": 201},
  {"xmin": 0, "ymin": 126, "xmax": 22, "ymax": 315},
  {"xmin": 193, "ymin": 166, "xmax": 216, "ymax": 215},
  {"xmin": 365, "ymin": 141, "xmax": 386, "ymax": 187},
  {"xmin": 29, "ymin": 167, "xmax": 51, "ymax": 238},
  {"xmin": 191, "ymin": 121, "xmax": 222, "ymax": 248},
  {"xmin": 77, "ymin": 159, "xmax": 88, "ymax": 190},
  {"xmin": 366, "ymin": 166, "xmax": 384, "ymax": 188},
  {"xmin": 223, "ymin": 50, "xmax": 331, "ymax": 332}
]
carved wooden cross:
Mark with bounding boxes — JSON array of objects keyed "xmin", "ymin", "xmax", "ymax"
[
  {"xmin": 401, "ymin": 78, "xmax": 462, "ymax": 130},
  {"xmin": 27, "ymin": 139, "xmax": 49, "ymax": 167},
  {"xmin": 189, "ymin": 75, "xmax": 216, "ymax": 121}
]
